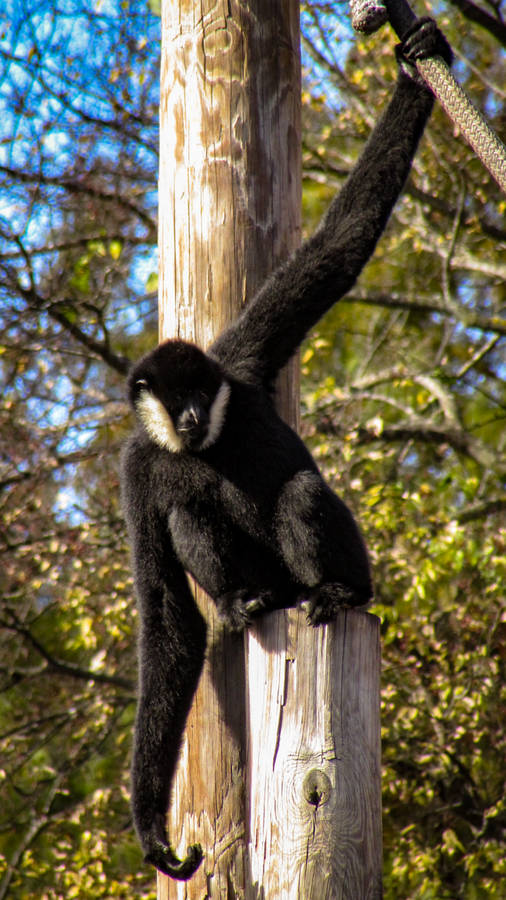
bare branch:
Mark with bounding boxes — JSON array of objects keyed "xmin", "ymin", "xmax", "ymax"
[
  {"xmin": 341, "ymin": 291, "xmax": 506, "ymax": 337},
  {"xmin": 456, "ymin": 497, "xmax": 506, "ymax": 523},
  {"xmin": 0, "ymin": 271, "xmax": 132, "ymax": 374},
  {"xmin": 0, "ymin": 165, "xmax": 156, "ymax": 239},
  {"xmin": 447, "ymin": 0, "xmax": 506, "ymax": 45},
  {"xmin": 316, "ymin": 415, "xmax": 496, "ymax": 467},
  {"xmin": 1, "ymin": 618, "xmax": 134, "ymax": 691}
]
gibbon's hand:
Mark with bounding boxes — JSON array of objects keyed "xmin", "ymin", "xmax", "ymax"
[
  {"xmin": 396, "ymin": 17, "xmax": 453, "ymax": 87},
  {"xmin": 144, "ymin": 839, "xmax": 203, "ymax": 881}
]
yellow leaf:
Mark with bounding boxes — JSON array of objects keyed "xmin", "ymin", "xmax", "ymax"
[{"xmin": 109, "ymin": 240, "xmax": 122, "ymax": 260}]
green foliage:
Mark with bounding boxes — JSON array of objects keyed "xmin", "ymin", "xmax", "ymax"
[
  {"xmin": 300, "ymin": 4, "xmax": 505, "ymax": 894},
  {"xmin": 0, "ymin": 0, "xmax": 504, "ymax": 896}
]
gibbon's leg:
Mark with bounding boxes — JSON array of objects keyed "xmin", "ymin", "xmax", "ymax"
[
  {"xmin": 169, "ymin": 506, "xmax": 297, "ymax": 631},
  {"xmin": 169, "ymin": 507, "xmax": 267, "ymax": 629},
  {"xmin": 275, "ymin": 472, "xmax": 324, "ymax": 588},
  {"xmin": 275, "ymin": 471, "xmax": 373, "ymax": 620}
]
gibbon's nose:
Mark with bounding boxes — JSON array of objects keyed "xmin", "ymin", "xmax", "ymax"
[
  {"xmin": 178, "ymin": 404, "xmax": 208, "ymax": 439},
  {"xmin": 178, "ymin": 406, "xmax": 198, "ymax": 430}
]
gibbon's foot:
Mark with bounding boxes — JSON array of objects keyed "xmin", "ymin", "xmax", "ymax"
[
  {"xmin": 217, "ymin": 589, "xmax": 270, "ymax": 632},
  {"xmin": 144, "ymin": 840, "xmax": 203, "ymax": 880},
  {"xmin": 305, "ymin": 582, "xmax": 368, "ymax": 626}
]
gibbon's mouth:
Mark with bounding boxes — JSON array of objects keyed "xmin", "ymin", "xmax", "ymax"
[
  {"xmin": 176, "ymin": 406, "xmax": 209, "ymax": 446},
  {"xmin": 177, "ymin": 423, "xmax": 208, "ymax": 449}
]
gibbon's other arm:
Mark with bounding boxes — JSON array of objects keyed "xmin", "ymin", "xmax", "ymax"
[
  {"xmin": 210, "ymin": 18, "xmax": 452, "ymax": 388},
  {"xmin": 121, "ymin": 452, "xmax": 206, "ymax": 879}
]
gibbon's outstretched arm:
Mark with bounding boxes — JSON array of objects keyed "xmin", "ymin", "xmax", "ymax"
[
  {"xmin": 210, "ymin": 19, "xmax": 452, "ymax": 389},
  {"xmin": 122, "ymin": 457, "xmax": 206, "ymax": 879}
]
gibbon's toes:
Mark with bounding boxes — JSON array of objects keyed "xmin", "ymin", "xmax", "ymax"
[
  {"xmin": 145, "ymin": 841, "xmax": 203, "ymax": 881},
  {"xmin": 217, "ymin": 590, "xmax": 268, "ymax": 632},
  {"xmin": 225, "ymin": 601, "xmax": 262, "ymax": 632},
  {"xmin": 305, "ymin": 583, "xmax": 364, "ymax": 626}
]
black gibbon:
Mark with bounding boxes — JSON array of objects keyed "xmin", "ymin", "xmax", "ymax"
[{"xmin": 121, "ymin": 19, "xmax": 452, "ymax": 880}]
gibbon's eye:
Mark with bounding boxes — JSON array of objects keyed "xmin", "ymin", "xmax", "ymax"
[{"xmin": 136, "ymin": 378, "xmax": 149, "ymax": 390}]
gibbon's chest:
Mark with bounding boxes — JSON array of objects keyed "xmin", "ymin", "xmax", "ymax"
[
  {"xmin": 153, "ymin": 385, "xmax": 313, "ymax": 515},
  {"xmin": 158, "ymin": 442, "xmax": 283, "ymax": 516}
]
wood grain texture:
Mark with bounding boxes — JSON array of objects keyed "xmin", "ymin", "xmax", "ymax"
[
  {"xmin": 246, "ymin": 609, "xmax": 382, "ymax": 898},
  {"xmin": 159, "ymin": 0, "xmax": 302, "ymax": 351},
  {"xmin": 158, "ymin": 1, "xmax": 301, "ymax": 896},
  {"xmin": 159, "ymin": 589, "xmax": 248, "ymax": 899}
]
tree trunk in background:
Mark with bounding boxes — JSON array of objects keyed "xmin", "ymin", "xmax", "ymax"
[{"xmin": 158, "ymin": 1, "xmax": 382, "ymax": 897}]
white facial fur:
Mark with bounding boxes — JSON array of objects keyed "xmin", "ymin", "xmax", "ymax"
[
  {"xmin": 200, "ymin": 381, "xmax": 230, "ymax": 449},
  {"xmin": 135, "ymin": 380, "xmax": 230, "ymax": 453},
  {"xmin": 136, "ymin": 391, "xmax": 183, "ymax": 452}
]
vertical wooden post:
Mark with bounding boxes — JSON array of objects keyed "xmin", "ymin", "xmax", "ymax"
[
  {"xmin": 158, "ymin": 1, "xmax": 382, "ymax": 897},
  {"xmin": 246, "ymin": 610, "xmax": 382, "ymax": 898},
  {"xmin": 158, "ymin": 1, "xmax": 301, "ymax": 896}
]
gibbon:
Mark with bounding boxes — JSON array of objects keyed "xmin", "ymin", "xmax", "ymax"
[{"xmin": 121, "ymin": 18, "xmax": 452, "ymax": 880}]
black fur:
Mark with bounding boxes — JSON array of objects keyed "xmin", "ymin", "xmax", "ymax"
[{"xmin": 121, "ymin": 19, "xmax": 452, "ymax": 881}]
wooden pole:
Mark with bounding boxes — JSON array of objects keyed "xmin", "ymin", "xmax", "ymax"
[
  {"xmin": 158, "ymin": 1, "xmax": 382, "ymax": 897},
  {"xmin": 158, "ymin": 1, "xmax": 300, "ymax": 896},
  {"xmin": 247, "ymin": 610, "xmax": 382, "ymax": 898}
]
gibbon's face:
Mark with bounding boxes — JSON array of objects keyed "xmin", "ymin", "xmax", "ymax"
[{"xmin": 129, "ymin": 340, "xmax": 230, "ymax": 453}]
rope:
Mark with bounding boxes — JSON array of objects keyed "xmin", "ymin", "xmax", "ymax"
[
  {"xmin": 349, "ymin": 0, "xmax": 506, "ymax": 193},
  {"xmin": 415, "ymin": 56, "xmax": 506, "ymax": 192},
  {"xmin": 350, "ymin": 0, "xmax": 387, "ymax": 34}
]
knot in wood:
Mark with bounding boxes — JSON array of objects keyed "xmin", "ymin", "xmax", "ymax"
[{"xmin": 303, "ymin": 769, "xmax": 331, "ymax": 808}]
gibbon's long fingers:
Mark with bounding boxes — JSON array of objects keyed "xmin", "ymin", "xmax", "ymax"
[{"xmin": 145, "ymin": 841, "xmax": 204, "ymax": 881}]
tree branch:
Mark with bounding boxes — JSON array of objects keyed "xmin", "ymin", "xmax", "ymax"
[
  {"xmin": 304, "ymin": 158, "xmax": 506, "ymax": 244},
  {"xmin": 0, "ymin": 780, "xmax": 61, "ymax": 900},
  {"xmin": 1, "ymin": 233, "xmax": 151, "ymax": 262},
  {"xmin": 456, "ymin": 496, "xmax": 506, "ymax": 523},
  {"xmin": 48, "ymin": 303, "xmax": 131, "ymax": 374},
  {"xmin": 2, "ymin": 276, "xmax": 132, "ymax": 374},
  {"xmin": 316, "ymin": 415, "xmax": 495, "ymax": 466},
  {"xmin": 1, "ymin": 619, "xmax": 134, "ymax": 691},
  {"xmin": 0, "ymin": 446, "xmax": 123, "ymax": 495},
  {"xmin": 341, "ymin": 290, "xmax": 506, "ymax": 336},
  {"xmin": 407, "ymin": 180, "xmax": 506, "ymax": 243},
  {"xmin": 0, "ymin": 165, "xmax": 156, "ymax": 239},
  {"xmin": 447, "ymin": 0, "xmax": 506, "ymax": 46}
]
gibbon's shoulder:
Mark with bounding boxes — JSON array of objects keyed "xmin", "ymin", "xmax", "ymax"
[
  {"xmin": 121, "ymin": 424, "xmax": 216, "ymax": 504},
  {"xmin": 121, "ymin": 429, "xmax": 179, "ymax": 496},
  {"xmin": 121, "ymin": 428, "xmax": 155, "ymax": 477}
]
